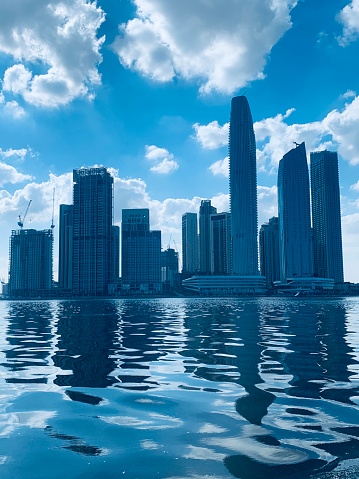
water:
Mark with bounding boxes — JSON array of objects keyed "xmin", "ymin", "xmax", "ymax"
[{"xmin": 1, "ymin": 297, "xmax": 359, "ymax": 479}]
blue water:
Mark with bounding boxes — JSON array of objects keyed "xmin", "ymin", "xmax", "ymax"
[{"xmin": 1, "ymin": 297, "xmax": 359, "ymax": 478}]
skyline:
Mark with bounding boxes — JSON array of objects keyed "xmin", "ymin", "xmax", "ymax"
[{"xmin": 1, "ymin": 1, "xmax": 359, "ymax": 282}]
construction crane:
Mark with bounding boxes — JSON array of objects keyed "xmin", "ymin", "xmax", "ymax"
[
  {"xmin": 18, "ymin": 200, "xmax": 32, "ymax": 229},
  {"xmin": 51, "ymin": 188, "xmax": 55, "ymax": 230}
]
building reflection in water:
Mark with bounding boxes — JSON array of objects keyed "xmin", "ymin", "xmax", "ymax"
[{"xmin": 2, "ymin": 301, "xmax": 56, "ymax": 384}]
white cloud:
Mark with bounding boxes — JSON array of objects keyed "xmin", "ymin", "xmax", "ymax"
[
  {"xmin": 114, "ymin": 0, "xmax": 297, "ymax": 94},
  {"xmin": 0, "ymin": 0, "xmax": 105, "ymax": 108},
  {"xmin": 0, "ymin": 148, "xmax": 29, "ymax": 161},
  {"xmin": 209, "ymin": 157, "xmax": 229, "ymax": 177},
  {"xmin": 194, "ymin": 94, "xmax": 359, "ymax": 169},
  {"xmin": 3, "ymin": 100, "xmax": 26, "ymax": 119},
  {"xmin": 145, "ymin": 144, "xmax": 179, "ymax": 174},
  {"xmin": 0, "ymin": 162, "xmax": 32, "ymax": 187},
  {"xmin": 193, "ymin": 121, "xmax": 229, "ymax": 150},
  {"xmin": 338, "ymin": 0, "xmax": 359, "ymax": 45},
  {"xmin": 350, "ymin": 181, "xmax": 359, "ymax": 191},
  {"xmin": 150, "ymin": 159, "xmax": 179, "ymax": 174}
]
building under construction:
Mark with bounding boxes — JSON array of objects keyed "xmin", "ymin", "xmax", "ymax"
[{"xmin": 8, "ymin": 229, "xmax": 53, "ymax": 298}]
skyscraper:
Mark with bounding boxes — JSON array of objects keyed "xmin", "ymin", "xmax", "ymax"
[
  {"xmin": 121, "ymin": 208, "xmax": 161, "ymax": 287},
  {"xmin": 72, "ymin": 167, "xmax": 114, "ymax": 296},
  {"xmin": 9, "ymin": 229, "xmax": 53, "ymax": 297},
  {"xmin": 181, "ymin": 212, "xmax": 198, "ymax": 274},
  {"xmin": 259, "ymin": 217, "xmax": 280, "ymax": 288},
  {"xmin": 210, "ymin": 212, "xmax": 231, "ymax": 275},
  {"xmin": 199, "ymin": 200, "xmax": 217, "ymax": 274},
  {"xmin": 58, "ymin": 204, "xmax": 73, "ymax": 290},
  {"xmin": 310, "ymin": 150, "xmax": 344, "ymax": 283},
  {"xmin": 229, "ymin": 96, "xmax": 259, "ymax": 275},
  {"xmin": 278, "ymin": 142, "xmax": 313, "ymax": 282}
]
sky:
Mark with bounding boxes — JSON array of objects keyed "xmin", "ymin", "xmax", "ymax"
[{"xmin": 1, "ymin": 0, "xmax": 359, "ymax": 282}]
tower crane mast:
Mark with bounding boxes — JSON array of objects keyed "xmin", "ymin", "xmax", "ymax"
[{"xmin": 18, "ymin": 200, "xmax": 32, "ymax": 229}]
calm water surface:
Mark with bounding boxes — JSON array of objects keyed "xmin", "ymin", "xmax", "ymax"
[{"xmin": 1, "ymin": 297, "xmax": 359, "ymax": 478}]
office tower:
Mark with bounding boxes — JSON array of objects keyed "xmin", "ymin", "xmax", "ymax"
[
  {"xmin": 229, "ymin": 96, "xmax": 259, "ymax": 275},
  {"xmin": 9, "ymin": 229, "xmax": 53, "ymax": 297},
  {"xmin": 72, "ymin": 167, "xmax": 114, "ymax": 296},
  {"xmin": 259, "ymin": 217, "xmax": 280, "ymax": 288},
  {"xmin": 58, "ymin": 204, "xmax": 73, "ymax": 290},
  {"xmin": 199, "ymin": 200, "xmax": 217, "ymax": 274},
  {"xmin": 210, "ymin": 212, "xmax": 231, "ymax": 275},
  {"xmin": 111, "ymin": 226, "xmax": 120, "ymax": 281},
  {"xmin": 310, "ymin": 150, "xmax": 344, "ymax": 283},
  {"xmin": 121, "ymin": 208, "xmax": 161, "ymax": 286},
  {"xmin": 278, "ymin": 142, "xmax": 313, "ymax": 282},
  {"xmin": 161, "ymin": 247, "xmax": 179, "ymax": 287},
  {"xmin": 182, "ymin": 212, "xmax": 199, "ymax": 274}
]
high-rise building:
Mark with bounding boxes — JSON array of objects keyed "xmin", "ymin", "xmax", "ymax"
[
  {"xmin": 310, "ymin": 150, "xmax": 344, "ymax": 283},
  {"xmin": 199, "ymin": 200, "xmax": 217, "ymax": 274},
  {"xmin": 161, "ymin": 247, "xmax": 179, "ymax": 287},
  {"xmin": 181, "ymin": 212, "xmax": 198, "ymax": 274},
  {"xmin": 9, "ymin": 229, "xmax": 53, "ymax": 297},
  {"xmin": 72, "ymin": 167, "xmax": 114, "ymax": 296},
  {"xmin": 111, "ymin": 225, "xmax": 120, "ymax": 281},
  {"xmin": 259, "ymin": 217, "xmax": 280, "ymax": 288},
  {"xmin": 278, "ymin": 142, "xmax": 313, "ymax": 282},
  {"xmin": 121, "ymin": 208, "xmax": 161, "ymax": 287},
  {"xmin": 229, "ymin": 96, "xmax": 259, "ymax": 275},
  {"xmin": 58, "ymin": 204, "xmax": 73, "ymax": 290},
  {"xmin": 210, "ymin": 212, "xmax": 231, "ymax": 275}
]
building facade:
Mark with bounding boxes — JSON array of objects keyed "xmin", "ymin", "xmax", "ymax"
[
  {"xmin": 9, "ymin": 229, "xmax": 53, "ymax": 297},
  {"xmin": 259, "ymin": 217, "xmax": 280, "ymax": 288},
  {"xmin": 229, "ymin": 96, "xmax": 259, "ymax": 275},
  {"xmin": 121, "ymin": 208, "xmax": 161, "ymax": 288},
  {"xmin": 310, "ymin": 150, "xmax": 344, "ymax": 283},
  {"xmin": 210, "ymin": 212, "xmax": 231, "ymax": 275},
  {"xmin": 278, "ymin": 142, "xmax": 313, "ymax": 282},
  {"xmin": 161, "ymin": 247, "xmax": 179, "ymax": 288},
  {"xmin": 58, "ymin": 204, "xmax": 73, "ymax": 290},
  {"xmin": 199, "ymin": 200, "xmax": 217, "ymax": 274},
  {"xmin": 181, "ymin": 212, "xmax": 198, "ymax": 274},
  {"xmin": 72, "ymin": 167, "xmax": 114, "ymax": 296}
]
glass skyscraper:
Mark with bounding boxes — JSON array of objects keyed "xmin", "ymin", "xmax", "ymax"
[
  {"xmin": 310, "ymin": 150, "xmax": 344, "ymax": 283},
  {"xmin": 71, "ymin": 167, "xmax": 114, "ymax": 296},
  {"xmin": 199, "ymin": 200, "xmax": 217, "ymax": 274},
  {"xmin": 181, "ymin": 212, "xmax": 198, "ymax": 274},
  {"xmin": 229, "ymin": 96, "xmax": 259, "ymax": 275},
  {"xmin": 278, "ymin": 142, "xmax": 313, "ymax": 282}
]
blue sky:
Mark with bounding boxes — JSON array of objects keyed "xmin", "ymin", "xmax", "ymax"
[{"xmin": 1, "ymin": 0, "xmax": 359, "ymax": 282}]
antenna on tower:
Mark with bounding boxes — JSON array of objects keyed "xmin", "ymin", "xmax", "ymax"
[{"xmin": 51, "ymin": 188, "xmax": 55, "ymax": 230}]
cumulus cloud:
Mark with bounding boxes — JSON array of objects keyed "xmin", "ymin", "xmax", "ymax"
[
  {"xmin": 338, "ymin": 0, "xmax": 359, "ymax": 45},
  {"xmin": 195, "ymin": 94, "xmax": 359, "ymax": 170},
  {"xmin": 114, "ymin": 0, "xmax": 297, "ymax": 94},
  {"xmin": 0, "ymin": 162, "xmax": 32, "ymax": 187},
  {"xmin": 145, "ymin": 145, "xmax": 179, "ymax": 174},
  {"xmin": 209, "ymin": 157, "xmax": 229, "ymax": 177},
  {"xmin": 0, "ymin": 148, "xmax": 29, "ymax": 161},
  {"xmin": 0, "ymin": 0, "xmax": 105, "ymax": 108}
]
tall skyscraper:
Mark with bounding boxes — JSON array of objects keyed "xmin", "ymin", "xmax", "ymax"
[
  {"xmin": 229, "ymin": 96, "xmax": 259, "ymax": 275},
  {"xmin": 121, "ymin": 208, "xmax": 161, "ymax": 287},
  {"xmin": 161, "ymin": 247, "xmax": 179, "ymax": 287},
  {"xmin": 210, "ymin": 212, "xmax": 231, "ymax": 275},
  {"xmin": 310, "ymin": 150, "xmax": 344, "ymax": 283},
  {"xmin": 199, "ymin": 200, "xmax": 217, "ymax": 274},
  {"xmin": 278, "ymin": 142, "xmax": 313, "ymax": 282},
  {"xmin": 9, "ymin": 229, "xmax": 53, "ymax": 297},
  {"xmin": 182, "ymin": 212, "xmax": 198, "ymax": 274},
  {"xmin": 259, "ymin": 217, "xmax": 280, "ymax": 288},
  {"xmin": 72, "ymin": 167, "xmax": 114, "ymax": 296},
  {"xmin": 58, "ymin": 204, "xmax": 73, "ymax": 290}
]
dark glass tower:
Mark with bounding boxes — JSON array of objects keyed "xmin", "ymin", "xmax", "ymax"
[
  {"xmin": 259, "ymin": 217, "xmax": 280, "ymax": 288},
  {"xmin": 229, "ymin": 96, "xmax": 259, "ymax": 275},
  {"xmin": 72, "ymin": 167, "xmax": 114, "ymax": 296},
  {"xmin": 278, "ymin": 142, "xmax": 313, "ymax": 282},
  {"xmin": 310, "ymin": 150, "xmax": 344, "ymax": 283},
  {"xmin": 199, "ymin": 200, "xmax": 217, "ymax": 274},
  {"xmin": 58, "ymin": 204, "xmax": 73, "ymax": 290}
]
